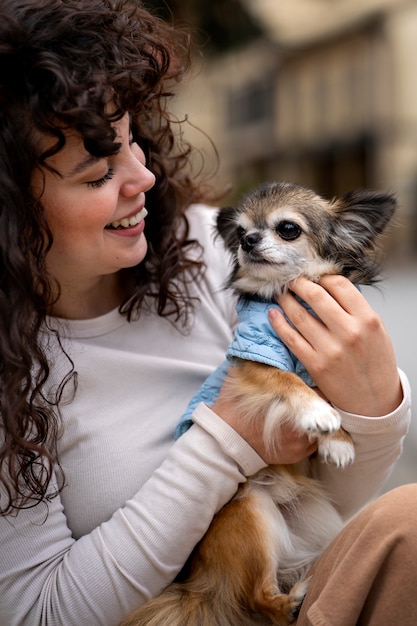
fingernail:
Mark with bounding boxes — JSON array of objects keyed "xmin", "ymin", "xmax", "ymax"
[{"xmin": 268, "ymin": 308, "xmax": 278, "ymax": 320}]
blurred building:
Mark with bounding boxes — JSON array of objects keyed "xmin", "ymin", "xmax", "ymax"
[{"xmin": 172, "ymin": 0, "xmax": 417, "ymax": 258}]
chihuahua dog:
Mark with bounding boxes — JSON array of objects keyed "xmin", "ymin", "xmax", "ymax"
[{"xmin": 122, "ymin": 182, "xmax": 396, "ymax": 626}]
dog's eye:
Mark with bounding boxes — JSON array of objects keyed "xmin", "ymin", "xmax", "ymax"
[
  {"xmin": 275, "ymin": 221, "xmax": 302, "ymax": 241},
  {"xmin": 236, "ymin": 226, "xmax": 246, "ymax": 242}
]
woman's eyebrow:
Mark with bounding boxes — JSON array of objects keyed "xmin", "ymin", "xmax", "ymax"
[{"xmin": 66, "ymin": 154, "xmax": 101, "ymax": 178}]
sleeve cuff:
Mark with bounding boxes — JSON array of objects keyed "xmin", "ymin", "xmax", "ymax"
[
  {"xmin": 192, "ymin": 402, "xmax": 267, "ymax": 476},
  {"xmin": 334, "ymin": 369, "xmax": 411, "ymax": 435}
]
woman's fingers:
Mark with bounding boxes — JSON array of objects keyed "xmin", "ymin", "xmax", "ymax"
[{"xmin": 269, "ymin": 276, "xmax": 402, "ymax": 416}]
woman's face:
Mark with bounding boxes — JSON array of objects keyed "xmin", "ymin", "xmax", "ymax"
[{"xmin": 32, "ymin": 114, "xmax": 156, "ymax": 290}]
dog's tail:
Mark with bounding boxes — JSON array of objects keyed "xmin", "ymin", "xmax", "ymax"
[
  {"xmin": 120, "ymin": 584, "xmax": 253, "ymax": 626},
  {"xmin": 121, "ymin": 576, "xmax": 309, "ymax": 626}
]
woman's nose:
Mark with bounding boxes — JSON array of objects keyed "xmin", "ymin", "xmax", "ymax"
[{"xmin": 120, "ymin": 143, "xmax": 156, "ymax": 197}]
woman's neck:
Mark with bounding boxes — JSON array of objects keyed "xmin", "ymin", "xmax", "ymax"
[{"xmin": 49, "ymin": 273, "xmax": 127, "ymax": 320}]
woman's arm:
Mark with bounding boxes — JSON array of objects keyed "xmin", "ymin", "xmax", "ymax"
[
  {"xmin": 0, "ymin": 421, "xmax": 265, "ymax": 626},
  {"xmin": 268, "ymin": 275, "xmax": 411, "ymax": 517},
  {"xmin": 312, "ymin": 369, "xmax": 411, "ymax": 519}
]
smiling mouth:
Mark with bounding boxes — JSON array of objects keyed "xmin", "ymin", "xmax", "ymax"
[{"xmin": 105, "ymin": 207, "xmax": 148, "ymax": 230}]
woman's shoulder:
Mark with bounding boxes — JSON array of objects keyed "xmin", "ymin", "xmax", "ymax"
[
  {"xmin": 186, "ymin": 203, "xmax": 232, "ymax": 266},
  {"xmin": 186, "ymin": 203, "xmax": 237, "ymax": 326},
  {"xmin": 186, "ymin": 203, "xmax": 219, "ymax": 242}
]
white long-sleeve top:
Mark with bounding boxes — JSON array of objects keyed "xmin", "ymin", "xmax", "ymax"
[{"xmin": 0, "ymin": 205, "xmax": 411, "ymax": 626}]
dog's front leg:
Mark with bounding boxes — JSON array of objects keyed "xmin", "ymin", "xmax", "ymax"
[{"xmin": 229, "ymin": 361, "xmax": 354, "ymax": 467}]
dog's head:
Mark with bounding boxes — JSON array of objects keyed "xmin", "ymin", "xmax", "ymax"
[{"xmin": 217, "ymin": 182, "xmax": 396, "ymax": 298}]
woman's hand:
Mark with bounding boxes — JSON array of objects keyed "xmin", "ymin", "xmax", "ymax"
[
  {"xmin": 211, "ymin": 390, "xmax": 318, "ymax": 465},
  {"xmin": 268, "ymin": 275, "xmax": 403, "ymax": 417}
]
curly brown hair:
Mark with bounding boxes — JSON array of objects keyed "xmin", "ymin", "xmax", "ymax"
[{"xmin": 0, "ymin": 0, "xmax": 213, "ymax": 513}]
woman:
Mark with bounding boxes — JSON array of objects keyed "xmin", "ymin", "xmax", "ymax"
[{"xmin": 0, "ymin": 1, "xmax": 412, "ymax": 624}]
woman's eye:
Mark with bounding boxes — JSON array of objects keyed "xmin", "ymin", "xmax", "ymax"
[
  {"xmin": 275, "ymin": 220, "xmax": 302, "ymax": 241},
  {"xmin": 86, "ymin": 168, "xmax": 115, "ymax": 189}
]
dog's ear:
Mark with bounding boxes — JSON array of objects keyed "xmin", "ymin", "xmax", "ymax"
[
  {"xmin": 328, "ymin": 189, "xmax": 397, "ymax": 283},
  {"xmin": 216, "ymin": 205, "xmax": 240, "ymax": 254},
  {"xmin": 330, "ymin": 189, "xmax": 396, "ymax": 245}
]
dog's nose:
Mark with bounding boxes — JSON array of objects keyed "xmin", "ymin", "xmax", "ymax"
[{"xmin": 241, "ymin": 232, "xmax": 261, "ymax": 252}]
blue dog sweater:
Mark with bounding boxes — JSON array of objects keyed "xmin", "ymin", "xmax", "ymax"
[{"xmin": 175, "ymin": 296, "xmax": 315, "ymax": 438}]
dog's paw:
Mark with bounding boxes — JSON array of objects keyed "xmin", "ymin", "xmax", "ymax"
[
  {"xmin": 287, "ymin": 577, "xmax": 311, "ymax": 622},
  {"xmin": 298, "ymin": 399, "xmax": 341, "ymax": 435},
  {"xmin": 318, "ymin": 437, "xmax": 355, "ymax": 468},
  {"xmin": 265, "ymin": 578, "xmax": 309, "ymax": 626}
]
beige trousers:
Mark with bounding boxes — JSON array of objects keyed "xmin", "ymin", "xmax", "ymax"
[{"xmin": 296, "ymin": 483, "xmax": 417, "ymax": 626}]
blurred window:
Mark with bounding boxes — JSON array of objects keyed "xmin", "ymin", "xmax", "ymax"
[{"xmin": 228, "ymin": 77, "xmax": 273, "ymax": 128}]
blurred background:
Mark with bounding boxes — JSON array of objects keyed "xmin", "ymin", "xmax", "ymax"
[{"xmin": 144, "ymin": 0, "xmax": 417, "ymax": 492}]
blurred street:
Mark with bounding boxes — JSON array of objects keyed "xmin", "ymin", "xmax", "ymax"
[{"xmin": 362, "ymin": 262, "xmax": 417, "ymax": 493}]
